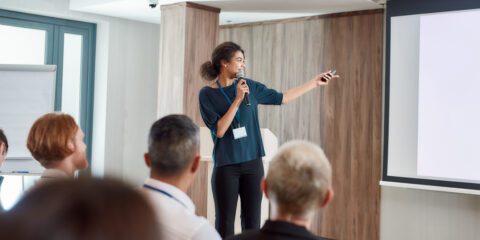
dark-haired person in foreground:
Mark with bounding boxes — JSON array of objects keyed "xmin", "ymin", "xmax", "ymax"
[
  {"xmin": 142, "ymin": 114, "xmax": 220, "ymax": 240},
  {"xmin": 0, "ymin": 129, "xmax": 7, "ymax": 168},
  {"xmin": 199, "ymin": 41, "xmax": 340, "ymax": 237},
  {"xmin": 0, "ymin": 129, "xmax": 8, "ymax": 211},
  {"xmin": 227, "ymin": 140, "xmax": 334, "ymax": 240},
  {"xmin": 2, "ymin": 178, "xmax": 160, "ymax": 240}
]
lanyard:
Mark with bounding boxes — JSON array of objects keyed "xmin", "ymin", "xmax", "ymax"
[
  {"xmin": 216, "ymin": 80, "xmax": 241, "ymax": 124},
  {"xmin": 143, "ymin": 184, "xmax": 188, "ymax": 209}
]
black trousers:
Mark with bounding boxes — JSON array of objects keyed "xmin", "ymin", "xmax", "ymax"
[{"xmin": 212, "ymin": 158, "xmax": 264, "ymax": 238}]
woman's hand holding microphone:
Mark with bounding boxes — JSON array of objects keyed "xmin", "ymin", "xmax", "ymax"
[{"xmin": 234, "ymin": 79, "xmax": 249, "ymax": 106}]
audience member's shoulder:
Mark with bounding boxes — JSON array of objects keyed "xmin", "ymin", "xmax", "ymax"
[
  {"xmin": 225, "ymin": 229, "xmax": 260, "ymax": 240},
  {"xmin": 227, "ymin": 229, "xmax": 332, "ymax": 240},
  {"xmin": 191, "ymin": 220, "xmax": 221, "ymax": 240}
]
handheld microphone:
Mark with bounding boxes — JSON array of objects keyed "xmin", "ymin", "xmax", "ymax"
[{"xmin": 236, "ymin": 69, "xmax": 250, "ymax": 106}]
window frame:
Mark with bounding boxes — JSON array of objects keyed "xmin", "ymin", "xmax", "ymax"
[{"xmin": 0, "ymin": 9, "xmax": 96, "ymax": 169}]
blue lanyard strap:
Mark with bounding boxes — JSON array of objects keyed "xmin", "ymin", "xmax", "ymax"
[
  {"xmin": 143, "ymin": 184, "xmax": 188, "ymax": 209},
  {"xmin": 216, "ymin": 80, "xmax": 241, "ymax": 124}
]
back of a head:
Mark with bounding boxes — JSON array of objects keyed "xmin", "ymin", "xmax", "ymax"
[
  {"xmin": 0, "ymin": 129, "xmax": 8, "ymax": 153},
  {"xmin": 266, "ymin": 140, "xmax": 332, "ymax": 217},
  {"xmin": 26, "ymin": 113, "xmax": 78, "ymax": 167},
  {"xmin": 0, "ymin": 129, "xmax": 8, "ymax": 166},
  {"xmin": 148, "ymin": 114, "xmax": 199, "ymax": 176},
  {"xmin": 4, "ymin": 178, "xmax": 160, "ymax": 240}
]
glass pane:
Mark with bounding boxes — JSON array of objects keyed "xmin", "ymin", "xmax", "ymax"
[
  {"xmin": 0, "ymin": 24, "xmax": 46, "ymax": 64},
  {"xmin": 0, "ymin": 175, "xmax": 41, "ymax": 211},
  {"xmin": 0, "ymin": 175, "xmax": 22, "ymax": 210},
  {"xmin": 0, "ymin": 24, "xmax": 47, "ymax": 211},
  {"xmin": 61, "ymin": 33, "xmax": 83, "ymax": 122}
]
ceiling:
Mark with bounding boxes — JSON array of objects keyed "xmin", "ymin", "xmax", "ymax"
[{"xmin": 70, "ymin": 0, "xmax": 384, "ymax": 25}]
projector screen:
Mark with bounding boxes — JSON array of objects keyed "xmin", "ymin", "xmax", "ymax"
[{"xmin": 383, "ymin": 1, "xmax": 480, "ymax": 192}]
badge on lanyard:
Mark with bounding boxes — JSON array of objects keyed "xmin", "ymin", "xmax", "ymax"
[
  {"xmin": 233, "ymin": 125, "xmax": 247, "ymax": 139},
  {"xmin": 216, "ymin": 80, "xmax": 248, "ymax": 140}
]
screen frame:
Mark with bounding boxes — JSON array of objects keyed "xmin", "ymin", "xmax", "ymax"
[{"xmin": 383, "ymin": 0, "xmax": 480, "ymax": 191}]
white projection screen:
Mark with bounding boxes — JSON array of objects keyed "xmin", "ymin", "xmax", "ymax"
[{"xmin": 383, "ymin": 5, "xmax": 480, "ymax": 194}]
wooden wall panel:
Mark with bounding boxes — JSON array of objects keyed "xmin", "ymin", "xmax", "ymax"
[
  {"xmin": 157, "ymin": 4, "xmax": 186, "ymax": 118},
  {"xmin": 183, "ymin": 3, "xmax": 219, "ymax": 126},
  {"xmin": 159, "ymin": 2, "xmax": 219, "ymax": 218},
  {"xmin": 220, "ymin": 10, "xmax": 384, "ymax": 240},
  {"xmin": 187, "ymin": 161, "xmax": 209, "ymax": 217},
  {"xmin": 320, "ymin": 11, "xmax": 384, "ymax": 240},
  {"xmin": 183, "ymin": 3, "xmax": 219, "ymax": 217},
  {"xmin": 220, "ymin": 18, "xmax": 325, "ymax": 146}
]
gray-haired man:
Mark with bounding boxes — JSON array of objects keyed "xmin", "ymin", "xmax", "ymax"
[
  {"xmin": 228, "ymin": 140, "xmax": 334, "ymax": 240},
  {"xmin": 141, "ymin": 115, "xmax": 221, "ymax": 240}
]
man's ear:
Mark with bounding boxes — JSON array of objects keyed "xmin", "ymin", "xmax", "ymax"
[
  {"xmin": 144, "ymin": 153, "xmax": 152, "ymax": 168},
  {"xmin": 261, "ymin": 178, "xmax": 269, "ymax": 199},
  {"xmin": 0, "ymin": 142, "xmax": 5, "ymax": 155},
  {"xmin": 190, "ymin": 154, "xmax": 200, "ymax": 174},
  {"xmin": 320, "ymin": 188, "xmax": 334, "ymax": 208}
]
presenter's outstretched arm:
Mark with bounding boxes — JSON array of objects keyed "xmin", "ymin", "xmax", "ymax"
[{"xmin": 282, "ymin": 70, "xmax": 340, "ymax": 104}]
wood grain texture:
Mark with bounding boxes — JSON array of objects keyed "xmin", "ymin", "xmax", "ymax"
[
  {"xmin": 183, "ymin": 4, "xmax": 219, "ymax": 217},
  {"xmin": 158, "ymin": 3, "xmax": 219, "ymax": 217},
  {"xmin": 184, "ymin": 4, "xmax": 219, "ymax": 217},
  {"xmin": 183, "ymin": 4, "xmax": 219, "ymax": 126},
  {"xmin": 187, "ymin": 161, "xmax": 210, "ymax": 217},
  {"xmin": 319, "ymin": 11, "xmax": 384, "ymax": 240},
  {"xmin": 186, "ymin": 1, "xmax": 220, "ymax": 13},
  {"xmin": 157, "ymin": 4, "xmax": 186, "ymax": 118},
  {"xmin": 219, "ymin": 10, "xmax": 384, "ymax": 240}
]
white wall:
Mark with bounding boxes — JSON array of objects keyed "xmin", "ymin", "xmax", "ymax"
[
  {"xmin": 103, "ymin": 20, "xmax": 159, "ymax": 184},
  {"xmin": 0, "ymin": 0, "xmax": 160, "ymax": 185},
  {"xmin": 380, "ymin": 186, "xmax": 480, "ymax": 240}
]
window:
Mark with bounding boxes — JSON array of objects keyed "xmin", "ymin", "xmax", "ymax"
[{"xmin": 0, "ymin": 10, "xmax": 96, "ymax": 210}]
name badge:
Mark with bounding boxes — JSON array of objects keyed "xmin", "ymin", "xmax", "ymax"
[{"xmin": 233, "ymin": 126, "xmax": 247, "ymax": 139}]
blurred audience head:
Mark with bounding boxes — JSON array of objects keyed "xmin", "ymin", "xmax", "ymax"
[
  {"xmin": 0, "ymin": 129, "xmax": 8, "ymax": 167},
  {"xmin": 3, "ymin": 177, "xmax": 160, "ymax": 240},
  {"xmin": 27, "ymin": 113, "xmax": 88, "ymax": 175},
  {"xmin": 264, "ymin": 140, "xmax": 333, "ymax": 218},
  {"xmin": 145, "ymin": 114, "xmax": 200, "ymax": 179}
]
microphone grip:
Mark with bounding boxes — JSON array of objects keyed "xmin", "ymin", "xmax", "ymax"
[
  {"xmin": 244, "ymin": 93, "xmax": 251, "ymax": 106},
  {"xmin": 239, "ymin": 77, "xmax": 251, "ymax": 106}
]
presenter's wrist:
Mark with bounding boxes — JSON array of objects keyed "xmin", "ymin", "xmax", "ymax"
[{"xmin": 233, "ymin": 98, "xmax": 242, "ymax": 108}]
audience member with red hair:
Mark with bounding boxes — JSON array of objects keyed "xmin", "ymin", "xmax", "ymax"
[{"xmin": 27, "ymin": 113, "xmax": 88, "ymax": 181}]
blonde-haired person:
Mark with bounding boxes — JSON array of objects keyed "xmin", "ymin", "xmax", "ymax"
[
  {"xmin": 227, "ymin": 140, "xmax": 334, "ymax": 240},
  {"xmin": 27, "ymin": 113, "xmax": 88, "ymax": 181}
]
